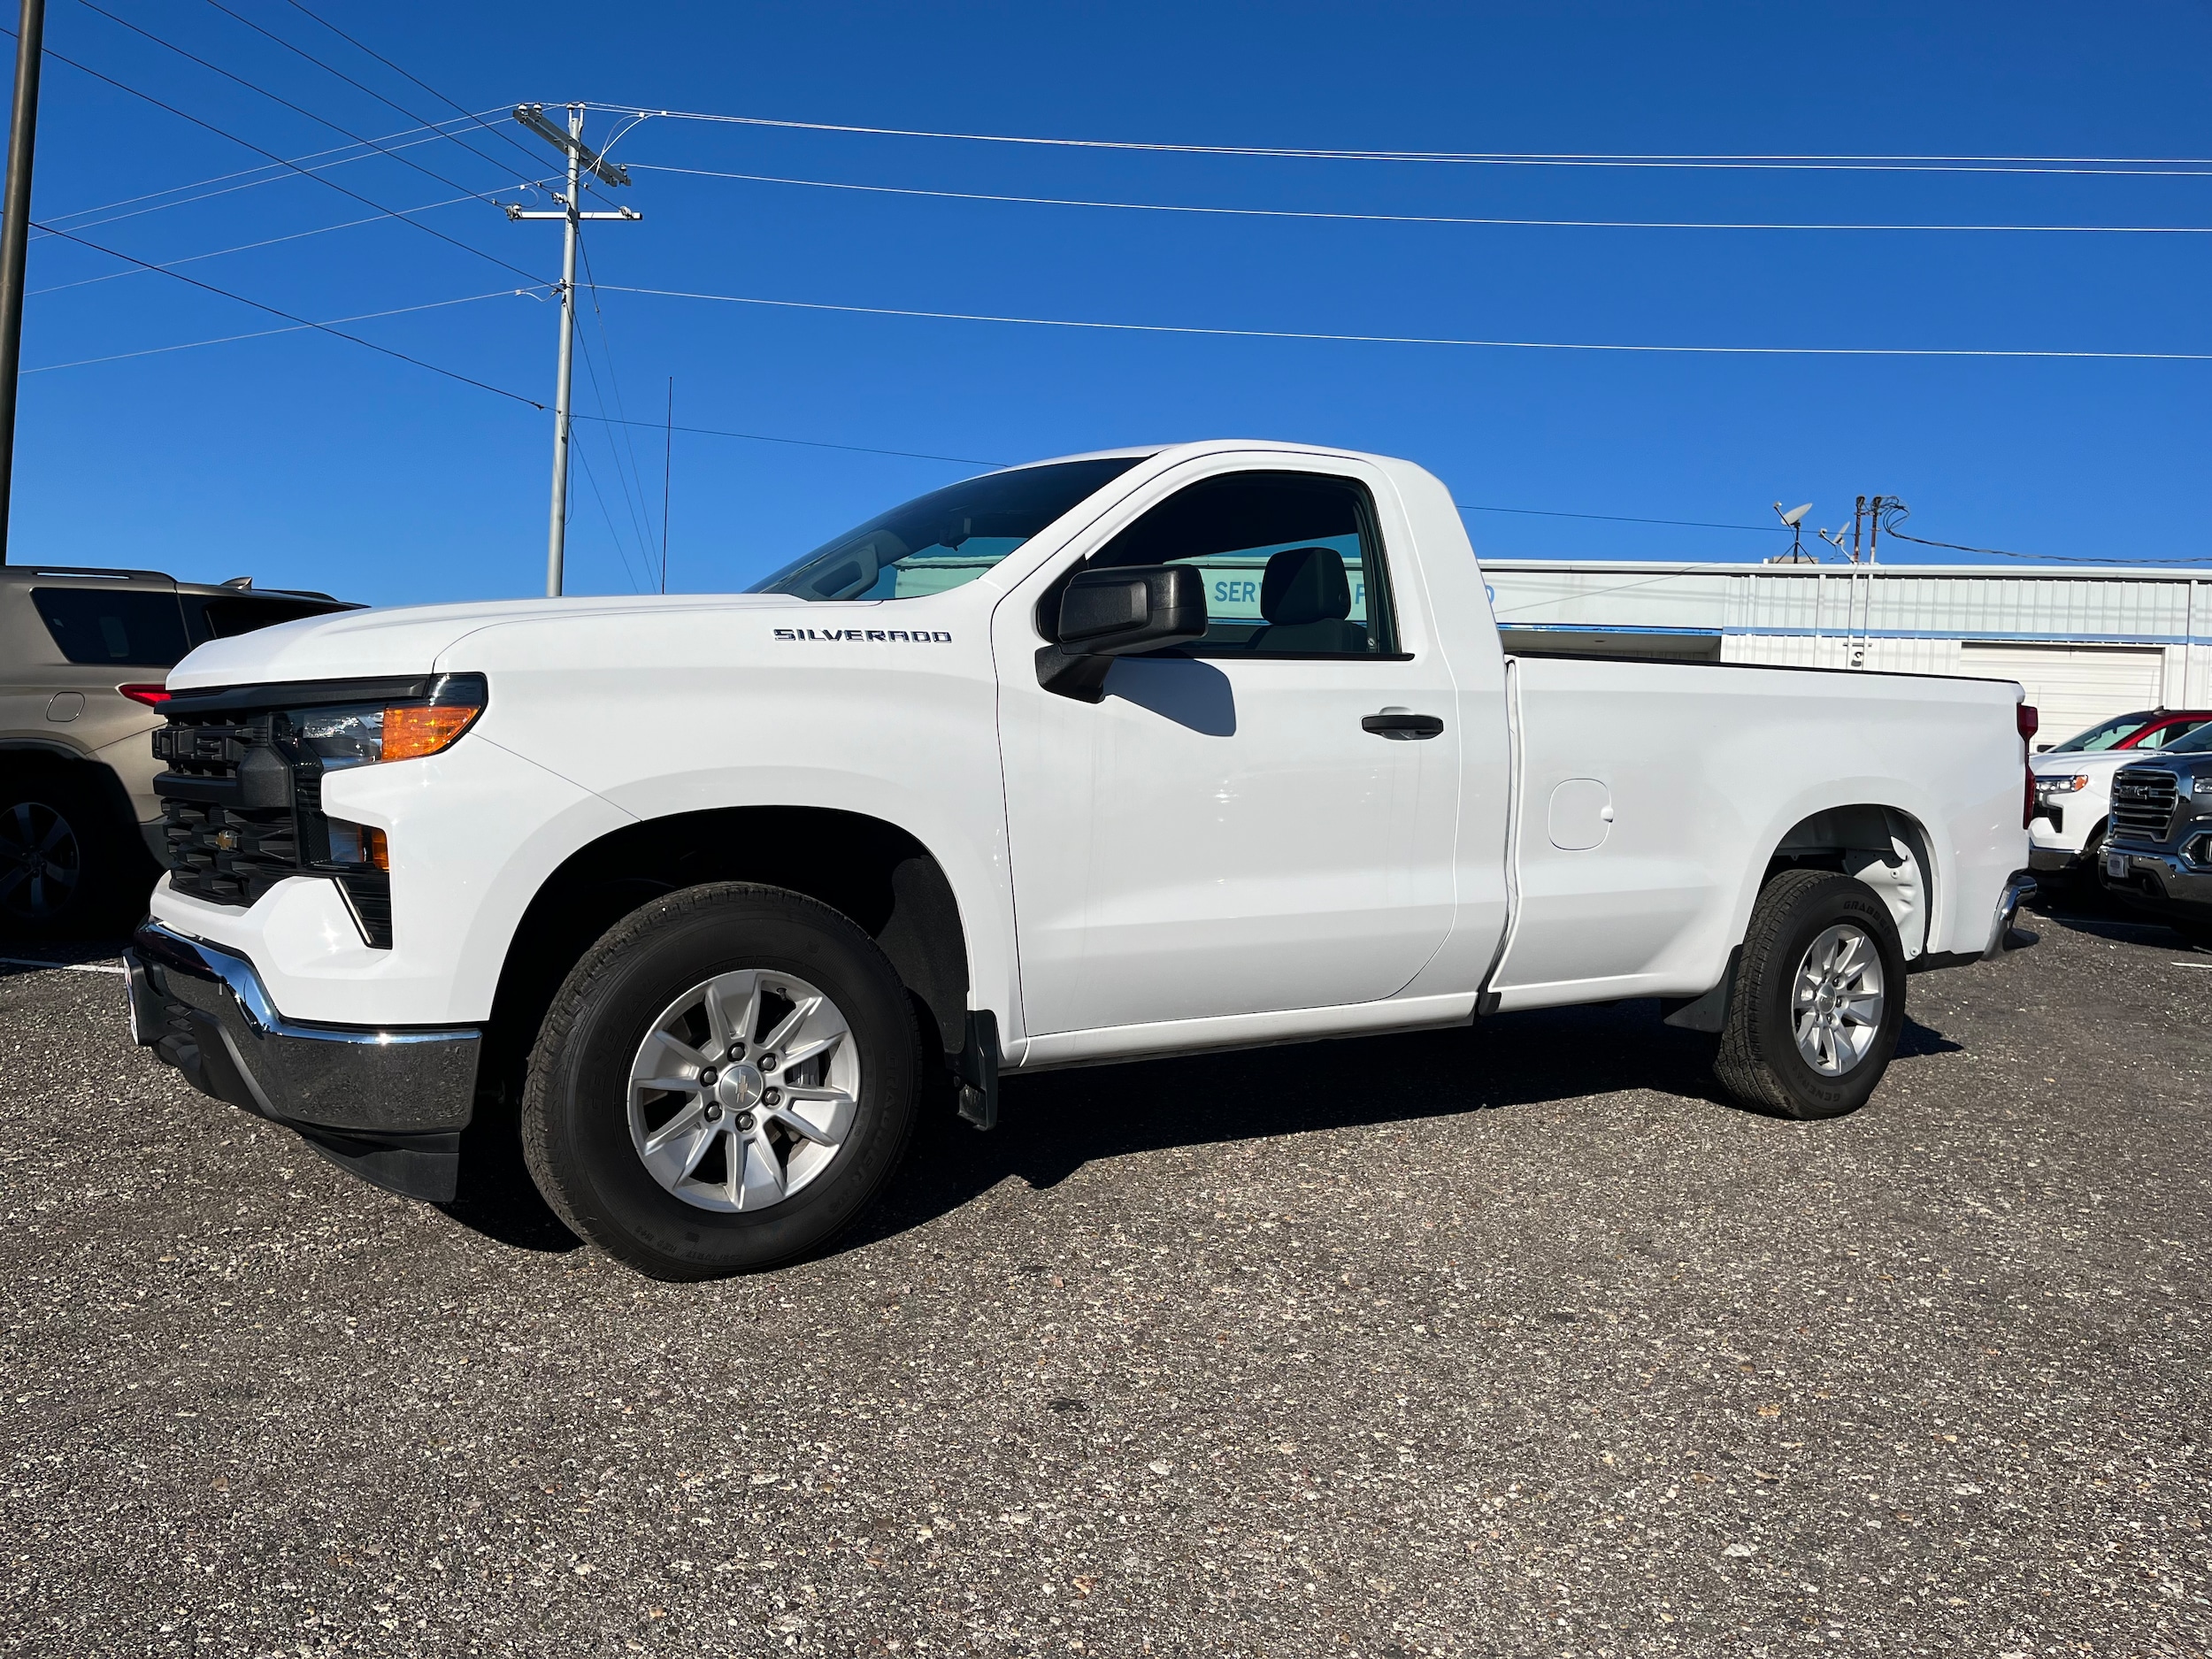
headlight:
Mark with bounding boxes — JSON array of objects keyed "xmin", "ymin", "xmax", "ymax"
[
  {"xmin": 284, "ymin": 673, "xmax": 487, "ymax": 769},
  {"xmin": 2036, "ymin": 774, "xmax": 2089, "ymax": 795}
]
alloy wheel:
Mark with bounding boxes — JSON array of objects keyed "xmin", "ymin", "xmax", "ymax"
[
  {"xmin": 1790, "ymin": 922, "xmax": 1886, "ymax": 1076},
  {"xmin": 626, "ymin": 969, "xmax": 860, "ymax": 1212},
  {"xmin": 0, "ymin": 800, "xmax": 82, "ymax": 922}
]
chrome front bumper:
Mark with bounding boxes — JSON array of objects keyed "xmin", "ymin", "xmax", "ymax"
[{"xmin": 126, "ymin": 920, "xmax": 480, "ymax": 1202}]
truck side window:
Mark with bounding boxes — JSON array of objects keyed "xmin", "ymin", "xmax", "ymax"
[{"xmin": 1085, "ymin": 471, "xmax": 1400, "ymax": 658}]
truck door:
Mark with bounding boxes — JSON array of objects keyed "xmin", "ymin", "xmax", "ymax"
[{"xmin": 992, "ymin": 459, "xmax": 1460, "ymax": 1038}]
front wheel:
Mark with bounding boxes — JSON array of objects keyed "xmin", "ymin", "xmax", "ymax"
[
  {"xmin": 1713, "ymin": 869, "xmax": 1908, "ymax": 1121},
  {"xmin": 522, "ymin": 883, "xmax": 922, "ymax": 1279}
]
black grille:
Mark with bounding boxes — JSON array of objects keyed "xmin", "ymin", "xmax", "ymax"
[
  {"xmin": 2109, "ymin": 767, "xmax": 2179, "ymax": 845},
  {"xmin": 152, "ymin": 703, "xmax": 393, "ymax": 946}
]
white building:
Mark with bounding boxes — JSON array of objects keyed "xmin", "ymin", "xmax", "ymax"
[{"xmin": 1481, "ymin": 560, "xmax": 2212, "ymax": 742}]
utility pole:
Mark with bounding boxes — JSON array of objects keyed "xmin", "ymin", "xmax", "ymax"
[
  {"xmin": 0, "ymin": 0, "xmax": 47, "ymax": 566},
  {"xmin": 507, "ymin": 104, "xmax": 639, "ymax": 597},
  {"xmin": 1866, "ymin": 494, "xmax": 1898, "ymax": 565}
]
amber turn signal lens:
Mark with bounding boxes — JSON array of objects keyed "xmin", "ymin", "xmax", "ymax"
[
  {"xmin": 380, "ymin": 702, "xmax": 480, "ymax": 761},
  {"xmin": 363, "ymin": 826, "xmax": 389, "ymax": 872}
]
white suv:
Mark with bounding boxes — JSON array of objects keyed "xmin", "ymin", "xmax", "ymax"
[{"xmin": 2030, "ymin": 708, "xmax": 2212, "ymax": 878}]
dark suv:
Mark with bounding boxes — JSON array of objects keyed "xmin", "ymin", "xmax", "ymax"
[
  {"xmin": 2100, "ymin": 721, "xmax": 2212, "ymax": 947},
  {"xmin": 2, "ymin": 565, "xmax": 355, "ymax": 939}
]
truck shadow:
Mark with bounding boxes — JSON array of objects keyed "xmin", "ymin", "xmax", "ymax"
[
  {"xmin": 434, "ymin": 999, "xmax": 1964, "ymax": 1260},
  {"xmin": 847, "ymin": 1000, "xmax": 1964, "ymax": 1257}
]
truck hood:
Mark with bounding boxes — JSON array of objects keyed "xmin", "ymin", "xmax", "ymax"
[{"xmin": 166, "ymin": 592, "xmax": 813, "ymax": 689}]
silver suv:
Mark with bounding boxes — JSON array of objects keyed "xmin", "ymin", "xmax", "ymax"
[{"xmin": 1, "ymin": 565, "xmax": 354, "ymax": 938}]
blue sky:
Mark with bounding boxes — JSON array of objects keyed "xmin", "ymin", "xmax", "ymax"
[{"xmin": 11, "ymin": 1, "xmax": 2212, "ymax": 605}]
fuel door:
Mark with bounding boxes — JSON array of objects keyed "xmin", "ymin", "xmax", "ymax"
[{"xmin": 1547, "ymin": 778, "xmax": 1614, "ymax": 851}]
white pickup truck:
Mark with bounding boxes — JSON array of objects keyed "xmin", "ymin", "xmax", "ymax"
[{"xmin": 126, "ymin": 441, "xmax": 2034, "ymax": 1279}]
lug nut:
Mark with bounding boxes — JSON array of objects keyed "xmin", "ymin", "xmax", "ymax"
[
  {"xmin": 699, "ymin": 1067, "xmax": 718, "ymax": 1087},
  {"xmin": 734, "ymin": 1112, "xmax": 756, "ymax": 1133},
  {"xmin": 759, "ymin": 1054, "xmax": 778, "ymax": 1072},
  {"xmin": 703, "ymin": 1103, "xmax": 722, "ymax": 1121},
  {"xmin": 762, "ymin": 1088, "xmax": 780, "ymax": 1107}
]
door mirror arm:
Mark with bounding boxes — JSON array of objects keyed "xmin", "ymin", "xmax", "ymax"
[{"xmin": 1035, "ymin": 565, "xmax": 1209, "ymax": 703}]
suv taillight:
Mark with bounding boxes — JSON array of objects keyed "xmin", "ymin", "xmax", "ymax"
[
  {"xmin": 2019, "ymin": 703, "xmax": 2039, "ymax": 827},
  {"xmin": 119, "ymin": 683, "xmax": 171, "ymax": 707}
]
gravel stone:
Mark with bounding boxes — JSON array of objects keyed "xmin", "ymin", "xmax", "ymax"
[{"xmin": 1, "ymin": 895, "xmax": 2206, "ymax": 1655}]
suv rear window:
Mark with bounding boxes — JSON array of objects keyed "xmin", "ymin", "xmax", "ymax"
[{"xmin": 31, "ymin": 588, "xmax": 190, "ymax": 665}]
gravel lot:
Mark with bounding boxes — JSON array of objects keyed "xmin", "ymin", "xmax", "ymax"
[{"xmin": 3, "ymin": 895, "xmax": 2208, "ymax": 1657}]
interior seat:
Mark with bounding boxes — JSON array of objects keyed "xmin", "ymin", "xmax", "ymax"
[{"xmin": 1250, "ymin": 546, "xmax": 1371, "ymax": 655}]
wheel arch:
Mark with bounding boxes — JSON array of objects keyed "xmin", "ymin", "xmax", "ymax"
[
  {"xmin": 0, "ymin": 746, "xmax": 146, "ymax": 845},
  {"xmin": 480, "ymin": 805, "xmax": 975, "ymax": 1105},
  {"xmin": 1757, "ymin": 800, "xmax": 1940, "ymax": 961}
]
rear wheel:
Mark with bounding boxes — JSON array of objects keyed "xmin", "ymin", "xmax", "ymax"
[
  {"xmin": 0, "ymin": 770, "xmax": 149, "ymax": 941},
  {"xmin": 1714, "ymin": 870, "xmax": 1908, "ymax": 1121},
  {"xmin": 522, "ymin": 882, "xmax": 922, "ymax": 1279}
]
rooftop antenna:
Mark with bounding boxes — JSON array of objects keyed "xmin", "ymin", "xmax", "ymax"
[{"xmin": 1772, "ymin": 500, "xmax": 1813, "ymax": 563}]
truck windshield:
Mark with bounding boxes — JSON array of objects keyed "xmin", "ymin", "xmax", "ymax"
[
  {"xmin": 2046, "ymin": 712, "xmax": 2156, "ymax": 752},
  {"xmin": 749, "ymin": 457, "xmax": 1146, "ymax": 601},
  {"xmin": 2163, "ymin": 721, "xmax": 2212, "ymax": 755}
]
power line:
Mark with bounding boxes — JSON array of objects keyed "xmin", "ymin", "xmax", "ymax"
[
  {"xmin": 634, "ymin": 163, "xmax": 2212, "ymax": 237},
  {"xmin": 31, "ymin": 220, "xmax": 544, "ymax": 404},
  {"xmin": 593, "ymin": 282, "xmax": 2212, "ymax": 362},
  {"xmin": 24, "ymin": 287, "xmax": 534, "ymax": 373},
  {"xmin": 27, "ymin": 191, "xmax": 480, "ymax": 296},
  {"xmin": 76, "ymin": 1, "xmax": 519, "ymax": 210},
  {"xmin": 196, "ymin": 0, "xmax": 541, "ymax": 186},
  {"xmin": 42, "ymin": 125, "xmax": 519, "ymax": 238},
  {"xmin": 32, "ymin": 33, "xmax": 548, "ymax": 285},
  {"xmin": 570, "ymin": 428, "xmax": 648, "ymax": 594},
  {"xmin": 575, "ymin": 231, "xmax": 665, "ymax": 572},
  {"xmin": 586, "ymin": 104, "xmax": 2212, "ymax": 177},
  {"xmin": 569, "ymin": 242, "xmax": 660, "ymax": 587},
  {"xmin": 279, "ymin": 0, "xmax": 551, "ymax": 176},
  {"xmin": 1879, "ymin": 528, "xmax": 2212, "ymax": 566},
  {"xmin": 0, "ymin": 20, "xmax": 518, "ymax": 235}
]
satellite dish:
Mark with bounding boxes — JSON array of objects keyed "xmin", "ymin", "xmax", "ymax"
[{"xmin": 1773, "ymin": 501, "xmax": 1814, "ymax": 528}]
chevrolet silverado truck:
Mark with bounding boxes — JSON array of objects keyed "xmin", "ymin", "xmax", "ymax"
[
  {"xmin": 124, "ymin": 442, "xmax": 2035, "ymax": 1279},
  {"xmin": 2099, "ymin": 726, "xmax": 2212, "ymax": 945}
]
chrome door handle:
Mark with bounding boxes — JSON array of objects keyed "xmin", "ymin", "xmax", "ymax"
[{"xmin": 1362, "ymin": 711, "xmax": 1444, "ymax": 741}]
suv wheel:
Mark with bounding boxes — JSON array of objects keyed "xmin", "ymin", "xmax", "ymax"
[
  {"xmin": 0, "ymin": 772, "xmax": 143, "ymax": 941},
  {"xmin": 1713, "ymin": 869, "xmax": 1909, "ymax": 1120},
  {"xmin": 522, "ymin": 883, "xmax": 922, "ymax": 1280}
]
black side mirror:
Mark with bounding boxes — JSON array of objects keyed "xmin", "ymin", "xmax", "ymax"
[{"xmin": 1037, "ymin": 565, "xmax": 1208, "ymax": 702}]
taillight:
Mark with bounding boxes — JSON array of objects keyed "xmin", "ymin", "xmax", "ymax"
[
  {"xmin": 2018, "ymin": 703, "xmax": 2039, "ymax": 826},
  {"xmin": 2017, "ymin": 703, "xmax": 2039, "ymax": 741},
  {"xmin": 119, "ymin": 683, "xmax": 171, "ymax": 707}
]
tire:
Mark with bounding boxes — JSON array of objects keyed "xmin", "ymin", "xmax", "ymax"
[
  {"xmin": 521, "ymin": 882, "xmax": 922, "ymax": 1280},
  {"xmin": 0, "ymin": 769, "xmax": 150, "ymax": 941},
  {"xmin": 1713, "ymin": 869, "xmax": 1908, "ymax": 1121}
]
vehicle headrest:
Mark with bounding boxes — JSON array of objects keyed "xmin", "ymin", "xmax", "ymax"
[{"xmin": 1259, "ymin": 546, "xmax": 1352, "ymax": 626}]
